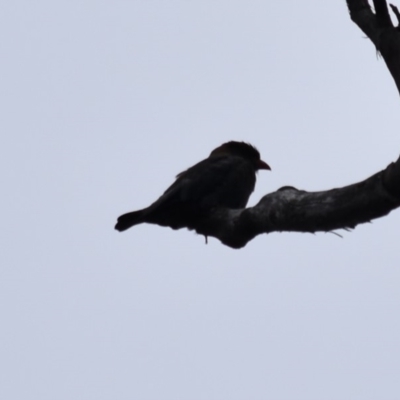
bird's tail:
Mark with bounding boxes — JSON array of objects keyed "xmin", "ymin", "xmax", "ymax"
[{"xmin": 115, "ymin": 210, "xmax": 145, "ymax": 232}]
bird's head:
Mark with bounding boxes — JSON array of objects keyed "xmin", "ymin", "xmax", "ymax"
[{"xmin": 210, "ymin": 141, "xmax": 271, "ymax": 171}]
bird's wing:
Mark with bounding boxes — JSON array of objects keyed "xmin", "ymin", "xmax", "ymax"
[
  {"xmin": 169, "ymin": 156, "xmax": 236, "ymax": 196},
  {"xmin": 156, "ymin": 155, "xmax": 253, "ymax": 206},
  {"xmin": 139, "ymin": 155, "xmax": 255, "ymax": 227}
]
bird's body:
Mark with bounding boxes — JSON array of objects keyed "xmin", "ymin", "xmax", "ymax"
[{"xmin": 115, "ymin": 141, "xmax": 270, "ymax": 232}]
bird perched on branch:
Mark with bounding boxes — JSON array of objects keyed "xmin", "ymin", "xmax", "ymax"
[{"xmin": 115, "ymin": 141, "xmax": 270, "ymax": 232}]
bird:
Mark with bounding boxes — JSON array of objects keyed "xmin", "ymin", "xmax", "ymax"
[{"xmin": 115, "ymin": 141, "xmax": 270, "ymax": 232}]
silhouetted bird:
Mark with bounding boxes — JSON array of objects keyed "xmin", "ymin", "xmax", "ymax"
[{"xmin": 115, "ymin": 141, "xmax": 270, "ymax": 232}]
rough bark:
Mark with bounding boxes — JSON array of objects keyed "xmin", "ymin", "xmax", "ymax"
[
  {"xmin": 193, "ymin": 0, "xmax": 400, "ymax": 248},
  {"xmin": 347, "ymin": 0, "xmax": 400, "ymax": 94}
]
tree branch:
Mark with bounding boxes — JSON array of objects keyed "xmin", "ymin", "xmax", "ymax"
[
  {"xmin": 347, "ymin": 0, "xmax": 400, "ymax": 94},
  {"xmin": 187, "ymin": 0, "xmax": 400, "ymax": 249},
  {"xmin": 193, "ymin": 159, "xmax": 400, "ymax": 248},
  {"xmin": 390, "ymin": 3, "xmax": 400, "ymax": 25}
]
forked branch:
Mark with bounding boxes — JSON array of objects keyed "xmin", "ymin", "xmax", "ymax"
[{"xmin": 192, "ymin": 0, "xmax": 400, "ymax": 248}]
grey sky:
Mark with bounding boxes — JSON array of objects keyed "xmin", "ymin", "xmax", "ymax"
[{"xmin": 1, "ymin": 1, "xmax": 400, "ymax": 399}]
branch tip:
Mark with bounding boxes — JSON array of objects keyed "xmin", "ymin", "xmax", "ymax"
[{"xmin": 390, "ymin": 3, "xmax": 400, "ymax": 25}]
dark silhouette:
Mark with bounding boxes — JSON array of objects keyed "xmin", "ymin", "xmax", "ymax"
[{"xmin": 115, "ymin": 141, "xmax": 270, "ymax": 232}]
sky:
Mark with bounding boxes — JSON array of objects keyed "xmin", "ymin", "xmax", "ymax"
[{"xmin": 1, "ymin": 1, "xmax": 400, "ymax": 399}]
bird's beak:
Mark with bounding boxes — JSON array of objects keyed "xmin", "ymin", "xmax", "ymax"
[{"xmin": 258, "ymin": 160, "xmax": 271, "ymax": 170}]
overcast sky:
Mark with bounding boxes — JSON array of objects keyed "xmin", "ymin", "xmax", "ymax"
[{"xmin": 2, "ymin": 1, "xmax": 400, "ymax": 399}]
